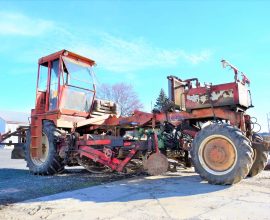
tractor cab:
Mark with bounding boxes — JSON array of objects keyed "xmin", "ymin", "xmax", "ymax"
[
  {"xmin": 30, "ymin": 50, "xmax": 117, "ymax": 157},
  {"xmin": 36, "ymin": 50, "xmax": 96, "ymax": 117}
]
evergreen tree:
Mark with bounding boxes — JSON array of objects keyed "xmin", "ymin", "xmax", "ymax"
[{"xmin": 153, "ymin": 89, "xmax": 174, "ymax": 113}]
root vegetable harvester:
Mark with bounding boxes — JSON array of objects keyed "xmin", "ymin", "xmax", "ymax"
[{"xmin": 1, "ymin": 50, "xmax": 269, "ymax": 185}]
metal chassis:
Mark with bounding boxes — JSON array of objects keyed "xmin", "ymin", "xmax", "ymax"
[
  {"xmin": 0, "ymin": 126, "xmax": 28, "ymax": 147},
  {"xmin": 70, "ymin": 107, "xmax": 269, "ymax": 173},
  {"xmin": 75, "ymin": 134, "xmax": 159, "ymax": 172},
  {"xmin": 1, "ymin": 106, "xmax": 269, "ymax": 171}
]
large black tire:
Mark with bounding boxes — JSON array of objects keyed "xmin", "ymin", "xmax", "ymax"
[
  {"xmin": 248, "ymin": 134, "xmax": 268, "ymax": 177},
  {"xmin": 191, "ymin": 124, "xmax": 253, "ymax": 185},
  {"xmin": 24, "ymin": 121, "xmax": 65, "ymax": 175}
]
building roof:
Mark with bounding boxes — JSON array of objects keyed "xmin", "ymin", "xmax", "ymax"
[{"xmin": 0, "ymin": 110, "xmax": 30, "ymax": 124}]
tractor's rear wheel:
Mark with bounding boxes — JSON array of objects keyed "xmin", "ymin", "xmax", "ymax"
[
  {"xmin": 191, "ymin": 124, "xmax": 253, "ymax": 185},
  {"xmin": 248, "ymin": 134, "xmax": 268, "ymax": 177},
  {"xmin": 24, "ymin": 121, "xmax": 65, "ymax": 175}
]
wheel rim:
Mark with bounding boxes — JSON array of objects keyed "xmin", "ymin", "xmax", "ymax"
[
  {"xmin": 198, "ymin": 135, "xmax": 237, "ymax": 175},
  {"xmin": 31, "ymin": 132, "xmax": 50, "ymax": 166}
]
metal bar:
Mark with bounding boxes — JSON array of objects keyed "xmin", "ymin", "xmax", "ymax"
[
  {"xmin": 79, "ymin": 139, "xmax": 111, "ymax": 146},
  {"xmin": 46, "ymin": 62, "xmax": 51, "ymax": 112},
  {"xmin": 66, "ymin": 84, "xmax": 95, "ymax": 93},
  {"xmin": 0, "ymin": 143, "xmax": 24, "ymax": 146},
  {"xmin": 153, "ymin": 133, "xmax": 160, "ymax": 153},
  {"xmin": 57, "ymin": 57, "xmax": 61, "ymax": 109},
  {"xmin": 79, "ymin": 146, "xmax": 121, "ymax": 170},
  {"xmin": 0, "ymin": 130, "xmax": 23, "ymax": 143},
  {"xmin": 35, "ymin": 64, "xmax": 41, "ymax": 107},
  {"xmin": 116, "ymin": 148, "xmax": 139, "ymax": 172}
]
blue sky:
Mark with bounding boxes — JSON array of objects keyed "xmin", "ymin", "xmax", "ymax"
[{"xmin": 0, "ymin": 0, "xmax": 269, "ymax": 131}]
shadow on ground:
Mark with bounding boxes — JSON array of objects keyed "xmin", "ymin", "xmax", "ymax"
[
  {"xmin": 0, "ymin": 168, "xmax": 139, "ymax": 205},
  {"xmin": 19, "ymin": 170, "xmax": 230, "ymax": 205}
]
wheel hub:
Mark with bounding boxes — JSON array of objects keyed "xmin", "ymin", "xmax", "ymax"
[
  {"xmin": 31, "ymin": 132, "xmax": 49, "ymax": 166},
  {"xmin": 201, "ymin": 137, "xmax": 236, "ymax": 173},
  {"xmin": 208, "ymin": 146, "xmax": 226, "ymax": 163}
]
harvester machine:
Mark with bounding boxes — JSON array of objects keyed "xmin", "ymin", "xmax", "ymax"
[{"xmin": 1, "ymin": 50, "xmax": 269, "ymax": 185}]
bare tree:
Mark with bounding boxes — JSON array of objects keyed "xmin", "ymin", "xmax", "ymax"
[{"xmin": 97, "ymin": 83, "xmax": 143, "ymax": 116}]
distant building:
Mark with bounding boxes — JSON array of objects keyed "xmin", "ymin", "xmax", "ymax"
[{"xmin": 0, "ymin": 110, "xmax": 29, "ymax": 147}]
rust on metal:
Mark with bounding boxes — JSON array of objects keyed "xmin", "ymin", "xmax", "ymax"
[
  {"xmin": 202, "ymin": 138, "xmax": 236, "ymax": 172},
  {"xmin": 144, "ymin": 153, "xmax": 169, "ymax": 175},
  {"xmin": 1, "ymin": 50, "xmax": 263, "ymax": 186}
]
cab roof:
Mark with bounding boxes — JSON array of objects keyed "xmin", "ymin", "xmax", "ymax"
[{"xmin": 38, "ymin": 49, "xmax": 96, "ymax": 66}]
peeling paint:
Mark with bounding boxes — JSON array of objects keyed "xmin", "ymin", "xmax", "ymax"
[
  {"xmin": 200, "ymin": 95, "xmax": 207, "ymax": 104},
  {"xmin": 187, "ymin": 89, "xmax": 234, "ymax": 107},
  {"xmin": 187, "ymin": 95, "xmax": 199, "ymax": 103},
  {"xmin": 211, "ymin": 90, "xmax": 233, "ymax": 101}
]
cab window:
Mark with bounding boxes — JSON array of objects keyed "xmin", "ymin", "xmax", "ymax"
[
  {"xmin": 38, "ymin": 63, "xmax": 48, "ymax": 92},
  {"xmin": 49, "ymin": 59, "xmax": 59, "ymax": 111}
]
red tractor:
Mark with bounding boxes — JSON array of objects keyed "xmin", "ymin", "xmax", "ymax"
[{"xmin": 0, "ymin": 50, "xmax": 269, "ymax": 184}]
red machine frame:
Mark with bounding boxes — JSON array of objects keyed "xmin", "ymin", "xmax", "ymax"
[{"xmin": 1, "ymin": 50, "xmax": 269, "ymax": 182}]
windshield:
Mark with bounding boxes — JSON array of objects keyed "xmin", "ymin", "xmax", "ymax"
[
  {"xmin": 60, "ymin": 56, "xmax": 95, "ymax": 113},
  {"xmin": 62, "ymin": 56, "xmax": 94, "ymax": 90}
]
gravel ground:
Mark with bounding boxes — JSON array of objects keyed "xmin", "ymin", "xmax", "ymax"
[{"xmin": 0, "ymin": 148, "xmax": 144, "ymax": 206}]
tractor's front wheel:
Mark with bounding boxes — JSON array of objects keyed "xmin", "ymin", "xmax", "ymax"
[
  {"xmin": 191, "ymin": 124, "xmax": 253, "ymax": 185},
  {"xmin": 24, "ymin": 121, "xmax": 65, "ymax": 175}
]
